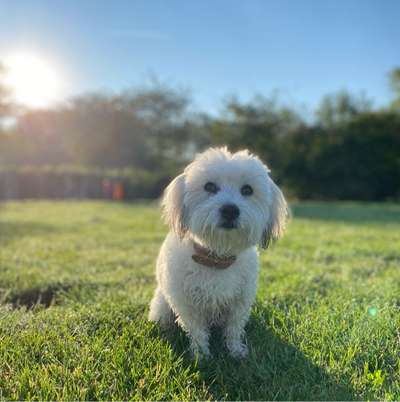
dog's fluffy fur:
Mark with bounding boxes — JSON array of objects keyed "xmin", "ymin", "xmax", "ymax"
[{"xmin": 148, "ymin": 147, "xmax": 288, "ymax": 358}]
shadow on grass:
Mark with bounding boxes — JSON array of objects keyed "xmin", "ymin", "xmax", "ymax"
[
  {"xmin": 292, "ymin": 202, "xmax": 400, "ymax": 224},
  {"xmin": 5, "ymin": 283, "xmax": 73, "ymax": 309},
  {"xmin": 1, "ymin": 281, "xmax": 105, "ymax": 310},
  {"xmin": 152, "ymin": 309, "xmax": 358, "ymax": 401},
  {"xmin": 0, "ymin": 221, "xmax": 60, "ymax": 245}
]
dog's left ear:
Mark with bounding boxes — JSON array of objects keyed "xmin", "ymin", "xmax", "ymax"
[
  {"xmin": 260, "ymin": 178, "xmax": 290, "ymax": 249},
  {"xmin": 161, "ymin": 173, "xmax": 188, "ymax": 239}
]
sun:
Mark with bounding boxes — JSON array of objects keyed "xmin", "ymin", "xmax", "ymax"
[{"xmin": 4, "ymin": 52, "xmax": 63, "ymax": 108}]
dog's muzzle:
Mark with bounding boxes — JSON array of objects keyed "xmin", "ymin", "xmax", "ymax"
[{"xmin": 219, "ymin": 203, "xmax": 240, "ymax": 229}]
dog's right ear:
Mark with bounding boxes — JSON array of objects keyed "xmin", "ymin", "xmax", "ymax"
[{"xmin": 161, "ymin": 173, "xmax": 187, "ymax": 238}]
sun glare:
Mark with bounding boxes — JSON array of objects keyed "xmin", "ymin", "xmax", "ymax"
[{"xmin": 4, "ymin": 52, "xmax": 62, "ymax": 108}]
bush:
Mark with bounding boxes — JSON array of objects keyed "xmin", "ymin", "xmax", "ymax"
[{"xmin": 283, "ymin": 112, "xmax": 400, "ymax": 200}]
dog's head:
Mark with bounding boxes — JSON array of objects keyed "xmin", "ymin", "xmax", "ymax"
[{"xmin": 162, "ymin": 147, "xmax": 289, "ymax": 255}]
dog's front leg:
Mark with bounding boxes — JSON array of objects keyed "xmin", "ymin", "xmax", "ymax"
[
  {"xmin": 223, "ymin": 299, "xmax": 253, "ymax": 359},
  {"xmin": 174, "ymin": 305, "xmax": 211, "ymax": 359}
]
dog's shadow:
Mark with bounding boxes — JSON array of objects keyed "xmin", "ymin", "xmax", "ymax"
[{"xmin": 151, "ymin": 307, "xmax": 358, "ymax": 401}]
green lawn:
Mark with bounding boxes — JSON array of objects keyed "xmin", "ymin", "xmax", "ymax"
[{"xmin": 0, "ymin": 201, "xmax": 399, "ymax": 400}]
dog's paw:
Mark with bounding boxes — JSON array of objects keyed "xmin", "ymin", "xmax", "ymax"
[
  {"xmin": 190, "ymin": 344, "xmax": 212, "ymax": 361},
  {"xmin": 226, "ymin": 339, "xmax": 249, "ymax": 359}
]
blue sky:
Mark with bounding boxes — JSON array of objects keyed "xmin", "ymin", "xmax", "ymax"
[{"xmin": 1, "ymin": 0, "xmax": 399, "ymax": 115}]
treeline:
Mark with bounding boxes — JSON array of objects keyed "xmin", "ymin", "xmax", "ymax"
[{"xmin": 1, "ymin": 69, "xmax": 400, "ymax": 200}]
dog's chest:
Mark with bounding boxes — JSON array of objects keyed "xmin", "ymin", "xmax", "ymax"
[{"xmin": 182, "ymin": 263, "xmax": 247, "ymax": 310}]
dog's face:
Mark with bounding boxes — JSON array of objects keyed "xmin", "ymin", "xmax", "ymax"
[{"xmin": 162, "ymin": 148, "xmax": 288, "ymax": 255}]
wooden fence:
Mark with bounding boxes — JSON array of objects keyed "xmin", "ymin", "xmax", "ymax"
[{"xmin": 0, "ymin": 169, "xmax": 168, "ymax": 200}]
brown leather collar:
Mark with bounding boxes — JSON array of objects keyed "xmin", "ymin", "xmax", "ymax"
[{"xmin": 191, "ymin": 241, "xmax": 236, "ymax": 269}]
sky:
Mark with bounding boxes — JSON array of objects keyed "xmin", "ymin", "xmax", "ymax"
[{"xmin": 0, "ymin": 0, "xmax": 399, "ymax": 115}]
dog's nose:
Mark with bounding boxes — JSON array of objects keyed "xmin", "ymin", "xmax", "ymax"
[{"xmin": 220, "ymin": 204, "xmax": 240, "ymax": 221}]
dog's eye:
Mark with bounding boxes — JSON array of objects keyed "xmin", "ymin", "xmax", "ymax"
[
  {"xmin": 204, "ymin": 182, "xmax": 219, "ymax": 194},
  {"xmin": 241, "ymin": 184, "xmax": 253, "ymax": 196}
]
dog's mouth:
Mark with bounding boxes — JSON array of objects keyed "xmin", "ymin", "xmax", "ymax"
[{"xmin": 218, "ymin": 220, "xmax": 238, "ymax": 230}]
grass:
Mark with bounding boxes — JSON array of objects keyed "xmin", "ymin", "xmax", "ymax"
[{"xmin": 0, "ymin": 200, "xmax": 399, "ymax": 400}]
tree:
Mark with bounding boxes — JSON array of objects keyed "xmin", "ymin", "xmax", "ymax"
[
  {"xmin": 388, "ymin": 68, "xmax": 400, "ymax": 111},
  {"xmin": 0, "ymin": 63, "xmax": 16, "ymax": 166},
  {"xmin": 118, "ymin": 84, "xmax": 201, "ymax": 169},
  {"xmin": 316, "ymin": 90, "xmax": 372, "ymax": 127},
  {"xmin": 0, "ymin": 63, "xmax": 12, "ymax": 117},
  {"xmin": 209, "ymin": 95, "xmax": 304, "ymax": 181}
]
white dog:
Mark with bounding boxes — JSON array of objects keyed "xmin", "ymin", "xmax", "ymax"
[{"xmin": 148, "ymin": 147, "xmax": 288, "ymax": 359}]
